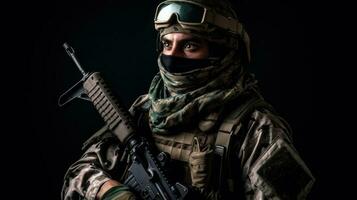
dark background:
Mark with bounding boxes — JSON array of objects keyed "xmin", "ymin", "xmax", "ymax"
[{"xmin": 14, "ymin": 0, "xmax": 329, "ymax": 199}]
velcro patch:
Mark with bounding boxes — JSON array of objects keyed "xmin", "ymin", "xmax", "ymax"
[{"xmin": 249, "ymin": 138, "xmax": 315, "ymax": 199}]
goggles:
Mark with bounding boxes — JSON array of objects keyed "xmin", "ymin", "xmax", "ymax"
[{"xmin": 154, "ymin": 0, "xmax": 245, "ymax": 36}]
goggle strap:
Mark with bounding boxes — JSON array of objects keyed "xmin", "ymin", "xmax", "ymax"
[
  {"xmin": 206, "ymin": 12, "xmax": 244, "ymax": 36},
  {"xmin": 156, "ymin": 32, "xmax": 163, "ymax": 52},
  {"xmin": 242, "ymin": 31, "xmax": 251, "ymax": 62}
]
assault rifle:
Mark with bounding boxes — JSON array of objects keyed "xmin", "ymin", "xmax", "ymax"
[{"xmin": 58, "ymin": 43, "xmax": 189, "ymax": 200}]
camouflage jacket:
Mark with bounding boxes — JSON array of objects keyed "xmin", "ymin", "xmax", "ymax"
[{"xmin": 61, "ymin": 93, "xmax": 315, "ymax": 200}]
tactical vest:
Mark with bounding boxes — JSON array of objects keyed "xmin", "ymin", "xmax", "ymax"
[
  {"xmin": 145, "ymin": 93, "xmax": 273, "ymax": 195},
  {"xmin": 82, "ymin": 93, "xmax": 273, "ymax": 197}
]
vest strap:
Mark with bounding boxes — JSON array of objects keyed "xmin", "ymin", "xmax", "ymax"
[{"xmin": 214, "ymin": 95, "xmax": 270, "ymax": 192}]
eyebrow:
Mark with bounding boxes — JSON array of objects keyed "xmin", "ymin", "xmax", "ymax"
[{"xmin": 162, "ymin": 36, "xmax": 204, "ymax": 44}]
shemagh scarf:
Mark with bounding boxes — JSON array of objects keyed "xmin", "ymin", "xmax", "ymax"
[{"xmin": 148, "ymin": 51, "xmax": 256, "ymax": 134}]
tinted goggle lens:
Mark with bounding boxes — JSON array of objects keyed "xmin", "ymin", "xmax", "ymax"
[{"xmin": 155, "ymin": 2, "xmax": 205, "ymax": 23}]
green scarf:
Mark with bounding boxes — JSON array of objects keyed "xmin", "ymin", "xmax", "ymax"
[{"xmin": 148, "ymin": 51, "xmax": 257, "ymax": 134}]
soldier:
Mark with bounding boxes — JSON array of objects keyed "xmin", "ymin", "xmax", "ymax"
[{"xmin": 61, "ymin": 0, "xmax": 315, "ymax": 199}]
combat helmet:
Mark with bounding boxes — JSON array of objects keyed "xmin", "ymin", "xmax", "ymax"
[{"xmin": 154, "ymin": 0, "xmax": 251, "ymax": 63}]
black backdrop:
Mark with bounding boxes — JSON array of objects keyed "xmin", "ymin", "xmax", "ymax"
[{"xmin": 17, "ymin": 0, "xmax": 325, "ymax": 199}]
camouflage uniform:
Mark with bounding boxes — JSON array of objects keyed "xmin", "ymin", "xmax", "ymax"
[
  {"xmin": 62, "ymin": 90, "xmax": 314, "ymax": 200},
  {"xmin": 62, "ymin": 0, "xmax": 314, "ymax": 199}
]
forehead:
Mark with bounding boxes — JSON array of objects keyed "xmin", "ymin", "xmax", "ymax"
[{"xmin": 162, "ymin": 32, "xmax": 202, "ymax": 41}]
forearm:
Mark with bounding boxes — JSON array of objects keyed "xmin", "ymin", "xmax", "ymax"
[
  {"xmin": 62, "ymin": 152, "xmax": 113, "ymax": 200},
  {"xmin": 97, "ymin": 179, "xmax": 121, "ymax": 200}
]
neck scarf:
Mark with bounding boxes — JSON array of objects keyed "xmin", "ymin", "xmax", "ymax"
[{"xmin": 148, "ymin": 51, "xmax": 257, "ymax": 134}]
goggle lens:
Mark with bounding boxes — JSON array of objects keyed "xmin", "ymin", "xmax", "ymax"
[{"xmin": 155, "ymin": 2, "xmax": 205, "ymax": 24}]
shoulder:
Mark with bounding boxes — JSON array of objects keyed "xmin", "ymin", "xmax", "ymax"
[
  {"xmin": 220, "ymin": 93, "xmax": 291, "ymax": 139},
  {"xmin": 216, "ymin": 94, "xmax": 293, "ymax": 155},
  {"xmin": 248, "ymin": 108, "xmax": 293, "ymax": 141},
  {"xmin": 222, "ymin": 89, "xmax": 292, "ymax": 141},
  {"xmin": 219, "ymin": 94, "xmax": 295, "ymax": 160},
  {"xmin": 237, "ymin": 106, "xmax": 294, "ymax": 159}
]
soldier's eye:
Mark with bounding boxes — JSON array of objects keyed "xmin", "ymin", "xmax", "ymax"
[
  {"xmin": 184, "ymin": 42, "xmax": 199, "ymax": 51},
  {"xmin": 162, "ymin": 41, "xmax": 170, "ymax": 48}
]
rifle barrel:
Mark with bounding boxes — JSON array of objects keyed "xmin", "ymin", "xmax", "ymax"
[{"xmin": 63, "ymin": 42, "xmax": 87, "ymax": 76}]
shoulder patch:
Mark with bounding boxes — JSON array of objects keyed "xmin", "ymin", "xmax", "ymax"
[{"xmin": 248, "ymin": 137, "xmax": 315, "ymax": 199}]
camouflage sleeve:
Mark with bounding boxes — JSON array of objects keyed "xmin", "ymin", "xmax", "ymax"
[
  {"xmin": 61, "ymin": 130, "xmax": 128, "ymax": 200},
  {"xmin": 61, "ymin": 94, "xmax": 149, "ymax": 200},
  {"xmin": 237, "ymin": 109, "xmax": 315, "ymax": 200}
]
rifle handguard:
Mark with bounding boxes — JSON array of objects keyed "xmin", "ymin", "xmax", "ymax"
[{"xmin": 83, "ymin": 72, "xmax": 135, "ymax": 144}]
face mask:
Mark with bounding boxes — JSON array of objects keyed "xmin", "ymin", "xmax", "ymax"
[{"xmin": 160, "ymin": 54, "xmax": 211, "ymax": 73}]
